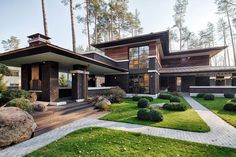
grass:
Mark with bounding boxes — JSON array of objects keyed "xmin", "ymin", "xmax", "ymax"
[
  {"xmin": 101, "ymin": 96, "xmax": 210, "ymax": 132},
  {"xmin": 25, "ymin": 127, "xmax": 236, "ymax": 157},
  {"xmin": 194, "ymin": 97, "xmax": 236, "ymax": 127}
]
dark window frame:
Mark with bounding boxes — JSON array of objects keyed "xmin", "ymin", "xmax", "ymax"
[
  {"xmin": 129, "ymin": 45, "xmax": 149, "ymax": 70},
  {"xmin": 128, "ymin": 73, "xmax": 150, "ymax": 94}
]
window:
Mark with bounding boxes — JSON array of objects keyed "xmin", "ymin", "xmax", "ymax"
[
  {"xmin": 11, "ymin": 70, "xmax": 19, "ymax": 77},
  {"xmin": 129, "ymin": 46, "xmax": 149, "ymax": 69},
  {"xmin": 128, "ymin": 74, "xmax": 149, "ymax": 94}
]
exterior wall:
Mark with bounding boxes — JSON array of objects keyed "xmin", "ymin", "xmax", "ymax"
[
  {"xmin": 21, "ymin": 64, "xmax": 31, "ymax": 90},
  {"xmin": 149, "ymin": 73, "xmax": 160, "ymax": 94},
  {"xmin": 161, "ymin": 55, "xmax": 210, "ymax": 68},
  {"xmin": 233, "ymin": 73, "xmax": 236, "ymax": 86},
  {"xmin": 105, "ymin": 74, "xmax": 129, "ymax": 92},
  {"xmin": 168, "ymin": 76, "xmax": 177, "ymax": 92},
  {"xmin": 195, "ymin": 77, "xmax": 210, "ymax": 86},
  {"xmin": 105, "ymin": 46, "xmax": 129, "ymax": 60},
  {"xmin": 181, "ymin": 76, "xmax": 196, "ymax": 92}
]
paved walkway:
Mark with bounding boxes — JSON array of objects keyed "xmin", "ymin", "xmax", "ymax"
[{"xmin": 1, "ymin": 94, "xmax": 236, "ymax": 157}]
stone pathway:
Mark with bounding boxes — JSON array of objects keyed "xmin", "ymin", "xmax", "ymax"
[{"xmin": 1, "ymin": 94, "xmax": 236, "ymax": 157}]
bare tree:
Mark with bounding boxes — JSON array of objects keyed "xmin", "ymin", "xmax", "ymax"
[{"xmin": 41, "ymin": 0, "xmax": 48, "ymax": 36}]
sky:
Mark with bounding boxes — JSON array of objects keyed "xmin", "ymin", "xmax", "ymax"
[{"xmin": 0, "ymin": 0, "xmax": 219, "ymax": 52}]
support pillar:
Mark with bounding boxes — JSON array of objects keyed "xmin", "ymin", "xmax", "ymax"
[
  {"xmin": 71, "ymin": 65, "xmax": 88, "ymax": 101},
  {"xmin": 21, "ymin": 64, "xmax": 31, "ymax": 90},
  {"xmin": 41, "ymin": 61, "xmax": 59, "ymax": 102},
  {"xmin": 149, "ymin": 73, "xmax": 160, "ymax": 94}
]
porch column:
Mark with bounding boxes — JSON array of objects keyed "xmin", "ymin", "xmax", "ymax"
[
  {"xmin": 71, "ymin": 65, "xmax": 89, "ymax": 101},
  {"xmin": 149, "ymin": 72, "xmax": 160, "ymax": 95},
  {"xmin": 21, "ymin": 64, "xmax": 31, "ymax": 90},
  {"xmin": 41, "ymin": 61, "xmax": 59, "ymax": 102}
]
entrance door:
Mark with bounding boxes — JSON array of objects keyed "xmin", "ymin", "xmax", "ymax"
[{"xmin": 176, "ymin": 77, "xmax": 182, "ymax": 92}]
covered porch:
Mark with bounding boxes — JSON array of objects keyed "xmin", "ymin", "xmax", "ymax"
[{"xmin": 0, "ymin": 43, "xmax": 127, "ymax": 102}]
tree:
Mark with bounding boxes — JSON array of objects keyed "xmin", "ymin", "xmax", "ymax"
[
  {"xmin": 217, "ymin": 18, "xmax": 231, "ymax": 66},
  {"xmin": 1, "ymin": 36, "xmax": 20, "ymax": 51},
  {"xmin": 173, "ymin": 0, "xmax": 188, "ymax": 50},
  {"xmin": 215, "ymin": 0, "xmax": 236, "ymax": 65},
  {"xmin": 59, "ymin": 74, "xmax": 68, "ymax": 87},
  {"xmin": 62, "ymin": 0, "xmax": 77, "ymax": 52},
  {"xmin": 41, "ymin": 0, "xmax": 48, "ymax": 36},
  {"xmin": 0, "ymin": 64, "xmax": 11, "ymax": 93}
]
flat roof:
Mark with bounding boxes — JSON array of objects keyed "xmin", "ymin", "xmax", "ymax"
[{"xmin": 0, "ymin": 43, "xmax": 127, "ymax": 75}]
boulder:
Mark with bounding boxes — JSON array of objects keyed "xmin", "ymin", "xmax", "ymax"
[
  {"xmin": 33, "ymin": 102, "xmax": 48, "ymax": 112},
  {"xmin": 0, "ymin": 107, "xmax": 37, "ymax": 147},
  {"xmin": 95, "ymin": 97, "xmax": 111, "ymax": 111}
]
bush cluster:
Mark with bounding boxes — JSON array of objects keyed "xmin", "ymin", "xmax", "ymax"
[
  {"xmin": 223, "ymin": 102, "xmax": 236, "ymax": 111},
  {"xmin": 224, "ymin": 93, "xmax": 235, "ymax": 99},
  {"xmin": 1, "ymin": 89, "xmax": 30, "ymax": 103},
  {"xmin": 106, "ymin": 87, "xmax": 126, "ymax": 103},
  {"xmin": 132, "ymin": 96, "xmax": 153, "ymax": 102},
  {"xmin": 196, "ymin": 93, "xmax": 205, "ymax": 98},
  {"xmin": 170, "ymin": 96, "xmax": 181, "ymax": 103},
  {"xmin": 158, "ymin": 93, "xmax": 172, "ymax": 100},
  {"xmin": 137, "ymin": 98, "xmax": 149, "ymax": 108},
  {"xmin": 231, "ymin": 98, "xmax": 236, "ymax": 103},
  {"xmin": 6, "ymin": 98, "xmax": 33, "ymax": 113},
  {"xmin": 203, "ymin": 94, "xmax": 215, "ymax": 101},
  {"xmin": 137, "ymin": 108, "xmax": 163, "ymax": 122},
  {"xmin": 163, "ymin": 103, "xmax": 187, "ymax": 111}
]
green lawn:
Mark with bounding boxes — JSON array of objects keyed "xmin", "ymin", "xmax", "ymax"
[
  {"xmin": 194, "ymin": 97, "xmax": 236, "ymax": 127},
  {"xmin": 25, "ymin": 127, "xmax": 236, "ymax": 157},
  {"xmin": 101, "ymin": 97, "xmax": 210, "ymax": 132}
]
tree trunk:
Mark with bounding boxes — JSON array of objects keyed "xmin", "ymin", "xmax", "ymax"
[
  {"xmin": 226, "ymin": 5, "xmax": 236, "ymax": 66},
  {"xmin": 70, "ymin": 0, "xmax": 76, "ymax": 52},
  {"xmin": 94, "ymin": 13, "xmax": 98, "ymax": 44},
  {"xmin": 179, "ymin": 18, "xmax": 182, "ymax": 51},
  {"xmin": 41, "ymin": 0, "xmax": 48, "ymax": 37},
  {"xmin": 86, "ymin": 0, "xmax": 91, "ymax": 50},
  {"xmin": 110, "ymin": 0, "xmax": 113, "ymax": 40}
]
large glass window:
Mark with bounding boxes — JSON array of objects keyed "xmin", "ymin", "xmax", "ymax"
[
  {"xmin": 128, "ymin": 74, "xmax": 149, "ymax": 94},
  {"xmin": 129, "ymin": 46, "xmax": 149, "ymax": 69}
]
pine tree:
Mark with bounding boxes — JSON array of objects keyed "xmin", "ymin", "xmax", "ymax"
[{"xmin": 1, "ymin": 36, "xmax": 20, "ymax": 51}]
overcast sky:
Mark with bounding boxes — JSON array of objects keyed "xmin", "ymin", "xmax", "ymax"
[{"xmin": 0, "ymin": 0, "xmax": 219, "ymax": 52}]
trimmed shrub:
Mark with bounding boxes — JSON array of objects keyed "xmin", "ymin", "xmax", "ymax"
[
  {"xmin": 137, "ymin": 108, "xmax": 163, "ymax": 122},
  {"xmin": 231, "ymin": 98, "xmax": 236, "ymax": 103},
  {"xmin": 132, "ymin": 96, "xmax": 153, "ymax": 102},
  {"xmin": 163, "ymin": 103, "xmax": 187, "ymax": 111},
  {"xmin": 149, "ymin": 110, "xmax": 163, "ymax": 122},
  {"xmin": 158, "ymin": 93, "xmax": 172, "ymax": 100},
  {"xmin": 224, "ymin": 102, "xmax": 236, "ymax": 111},
  {"xmin": 6, "ymin": 98, "xmax": 33, "ymax": 113},
  {"xmin": 1, "ymin": 89, "xmax": 30, "ymax": 103},
  {"xmin": 137, "ymin": 98, "xmax": 149, "ymax": 108},
  {"xmin": 224, "ymin": 93, "xmax": 235, "ymax": 99},
  {"xmin": 196, "ymin": 93, "xmax": 206, "ymax": 98},
  {"xmin": 170, "ymin": 96, "xmax": 181, "ymax": 103},
  {"xmin": 203, "ymin": 94, "xmax": 215, "ymax": 101},
  {"xmin": 137, "ymin": 108, "xmax": 150, "ymax": 121},
  {"xmin": 106, "ymin": 87, "xmax": 126, "ymax": 103}
]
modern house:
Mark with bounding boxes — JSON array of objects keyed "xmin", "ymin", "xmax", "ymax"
[{"xmin": 0, "ymin": 31, "xmax": 235, "ymax": 103}]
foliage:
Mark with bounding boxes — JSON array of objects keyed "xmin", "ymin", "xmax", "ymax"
[
  {"xmin": 1, "ymin": 89, "xmax": 30, "ymax": 103},
  {"xmin": 137, "ymin": 108, "xmax": 163, "ymax": 122},
  {"xmin": 106, "ymin": 87, "xmax": 126, "ymax": 103},
  {"xmin": 137, "ymin": 98, "xmax": 149, "ymax": 108},
  {"xmin": 6, "ymin": 98, "xmax": 33, "ymax": 113},
  {"xmin": 59, "ymin": 74, "xmax": 68, "ymax": 87},
  {"xmin": 163, "ymin": 103, "xmax": 187, "ymax": 111},
  {"xmin": 1, "ymin": 36, "xmax": 20, "ymax": 51},
  {"xmin": 231, "ymin": 98, "xmax": 236, "ymax": 102},
  {"xmin": 0, "ymin": 64, "xmax": 11, "ymax": 94},
  {"xmin": 196, "ymin": 93, "xmax": 206, "ymax": 98},
  {"xmin": 132, "ymin": 96, "xmax": 153, "ymax": 102},
  {"xmin": 170, "ymin": 96, "xmax": 181, "ymax": 102},
  {"xmin": 224, "ymin": 92, "xmax": 235, "ymax": 99},
  {"xmin": 158, "ymin": 93, "xmax": 172, "ymax": 100},
  {"xmin": 203, "ymin": 94, "xmax": 215, "ymax": 101},
  {"xmin": 224, "ymin": 102, "xmax": 236, "ymax": 111}
]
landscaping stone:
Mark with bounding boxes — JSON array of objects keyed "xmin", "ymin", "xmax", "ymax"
[
  {"xmin": 150, "ymin": 103, "xmax": 165, "ymax": 109},
  {"xmin": 33, "ymin": 102, "xmax": 48, "ymax": 112},
  {"xmin": 95, "ymin": 97, "xmax": 111, "ymax": 110},
  {"xmin": 0, "ymin": 107, "xmax": 37, "ymax": 147}
]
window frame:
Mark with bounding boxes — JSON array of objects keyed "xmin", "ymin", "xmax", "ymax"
[{"xmin": 129, "ymin": 45, "xmax": 149, "ymax": 70}]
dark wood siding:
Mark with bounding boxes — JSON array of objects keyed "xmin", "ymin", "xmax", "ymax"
[{"xmin": 105, "ymin": 46, "xmax": 129, "ymax": 60}]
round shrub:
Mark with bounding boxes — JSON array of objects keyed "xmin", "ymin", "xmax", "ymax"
[
  {"xmin": 231, "ymin": 98, "xmax": 236, "ymax": 103},
  {"xmin": 106, "ymin": 87, "xmax": 126, "ymax": 103},
  {"xmin": 203, "ymin": 94, "xmax": 215, "ymax": 101},
  {"xmin": 163, "ymin": 103, "xmax": 187, "ymax": 111},
  {"xmin": 196, "ymin": 93, "xmax": 205, "ymax": 98},
  {"xmin": 6, "ymin": 98, "xmax": 33, "ymax": 113},
  {"xmin": 132, "ymin": 96, "xmax": 153, "ymax": 102},
  {"xmin": 1, "ymin": 89, "xmax": 30, "ymax": 103},
  {"xmin": 137, "ymin": 108, "xmax": 150, "ymax": 121},
  {"xmin": 223, "ymin": 102, "xmax": 236, "ymax": 111},
  {"xmin": 170, "ymin": 96, "xmax": 181, "ymax": 103},
  {"xmin": 158, "ymin": 93, "xmax": 172, "ymax": 100},
  {"xmin": 132, "ymin": 96, "xmax": 140, "ymax": 101},
  {"xmin": 224, "ymin": 93, "xmax": 235, "ymax": 99},
  {"xmin": 149, "ymin": 110, "xmax": 163, "ymax": 122},
  {"xmin": 137, "ymin": 98, "xmax": 149, "ymax": 108}
]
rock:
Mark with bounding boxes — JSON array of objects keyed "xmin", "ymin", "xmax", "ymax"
[
  {"xmin": 29, "ymin": 92, "xmax": 37, "ymax": 103},
  {"xmin": 150, "ymin": 103, "xmax": 165, "ymax": 109},
  {"xmin": 95, "ymin": 97, "xmax": 111, "ymax": 111},
  {"xmin": 0, "ymin": 107, "xmax": 37, "ymax": 147},
  {"xmin": 33, "ymin": 102, "xmax": 48, "ymax": 112}
]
